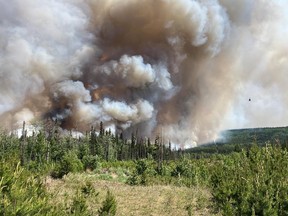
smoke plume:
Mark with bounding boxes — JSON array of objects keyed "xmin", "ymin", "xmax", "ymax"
[{"xmin": 1, "ymin": 0, "xmax": 288, "ymax": 147}]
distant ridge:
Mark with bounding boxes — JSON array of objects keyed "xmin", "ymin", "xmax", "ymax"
[{"xmin": 185, "ymin": 126, "xmax": 288, "ymax": 155}]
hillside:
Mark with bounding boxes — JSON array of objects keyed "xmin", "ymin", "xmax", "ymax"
[{"xmin": 186, "ymin": 126, "xmax": 288, "ymax": 155}]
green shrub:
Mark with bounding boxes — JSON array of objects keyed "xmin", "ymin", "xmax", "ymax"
[
  {"xmin": 81, "ymin": 181, "xmax": 98, "ymax": 198},
  {"xmin": 68, "ymin": 191, "xmax": 88, "ymax": 215},
  {"xmin": 82, "ymin": 155, "xmax": 99, "ymax": 171},
  {"xmin": 171, "ymin": 158, "xmax": 191, "ymax": 177},
  {"xmin": 171, "ymin": 158, "xmax": 210, "ymax": 187},
  {"xmin": 211, "ymin": 145, "xmax": 288, "ymax": 215},
  {"xmin": 0, "ymin": 160, "xmax": 52, "ymax": 215},
  {"xmin": 127, "ymin": 159, "xmax": 156, "ymax": 185},
  {"xmin": 51, "ymin": 151, "xmax": 83, "ymax": 179},
  {"xmin": 98, "ymin": 190, "xmax": 117, "ymax": 216}
]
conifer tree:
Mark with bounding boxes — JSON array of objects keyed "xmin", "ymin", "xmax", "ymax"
[{"xmin": 98, "ymin": 190, "xmax": 117, "ymax": 216}]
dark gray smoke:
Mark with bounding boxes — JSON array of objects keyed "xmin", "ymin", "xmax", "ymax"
[{"xmin": 1, "ymin": 0, "xmax": 287, "ymax": 147}]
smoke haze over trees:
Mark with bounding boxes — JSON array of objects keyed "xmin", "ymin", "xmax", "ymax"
[{"xmin": 0, "ymin": 0, "xmax": 288, "ymax": 147}]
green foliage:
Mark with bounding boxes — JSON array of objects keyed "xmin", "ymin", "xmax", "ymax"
[
  {"xmin": 31, "ymin": 131, "xmax": 48, "ymax": 163},
  {"xmin": 68, "ymin": 191, "xmax": 89, "ymax": 215},
  {"xmin": 51, "ymin": 151, "xmax": 83, "ymax": 179},
  {"xmin": 81, "ymin": 181, "xmax": 98, "ymax": 198},
  {"xmin": 0, "ymin": 159, "xmax": 51, "ymax": 215},
  {"xmin": 82, "ymin": 155, "xmax": 99, "ymax": 171},
  {"xmin": 64, "ymin": 181, "xmax": 100, "ymax": 215},
  {"xmin": 211, "ymin": 145, "xmax": 288, "ymax": 215},
  {"xmin": 126, "ymin": 157, "xmax": 212, "ymax": 187},
  {"xmin": 3, "ymin": 125, "xmax": 288, "ymax": 215},
  {"xmin": 49, "ymin": 136, "xmax": 65, "ymax": 162},
  {"xmin": 186, "ymin": 126, "xmax": 288, "ymax": 156},
  {"xmin": 127, "ymin": 159, "xmax": 156, "ymax": 185},
  {"xmin": 0, "ymin": 124, "xmax": 175, "ymax": 169},
  {"xmin": 186, "ymin": 204, "xmax": 193, "ymax": 216},
  {"xmin": 98, "ymin": 190, "xmax": 117, "ymax": 216},
  {"xmin": 171, "ymin": 157, "xmax": 191, "ymax": 177},
  {"xmin": 170, "ymin": 157, "xmax": 211, "ymax": 187}
]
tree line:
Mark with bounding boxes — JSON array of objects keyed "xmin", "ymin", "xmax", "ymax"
[
  {"xmin": 0, "ymin": 121, "xmax": 184, "ymax": 171},
  {"xmin": 2, "ymin": 121, "xmax": 288, "ymax": 215}
]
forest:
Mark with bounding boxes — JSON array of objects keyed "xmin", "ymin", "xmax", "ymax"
[{"xmin": 1, "ymin": 122, "xmax": 288, "ymax": 215}]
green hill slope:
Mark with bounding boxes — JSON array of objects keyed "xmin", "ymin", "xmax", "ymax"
[{"xmin": 186, "ymin": 126, "xmax": 288, "ymax": 155}]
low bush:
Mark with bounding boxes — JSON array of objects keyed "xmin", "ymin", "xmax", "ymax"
[
  {"xmin": 127, "ymin": 159, "xmax": 156, "ymax": 185},
  {"xmin": 51, "ymin": 151, "xmax": 83, "ymax": 179},
  {"xmin": 82, "ymin": 155, "xmax": 99, "ymax": 171},
  {"xmin": 0, "ymin": 159, "xmax": 53, "ymax": 215},
  {"xmin": 211, "ymin": 145, "xmax": 288, "ymax": 215},
  {"xmin": 98, "ymin": 190, "xmax": 117, "ymax": 216}
]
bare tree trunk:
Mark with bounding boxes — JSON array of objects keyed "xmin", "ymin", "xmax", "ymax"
[{"xmin": 20, "ymin": 121, "xmax": 26, "ymax": 165}]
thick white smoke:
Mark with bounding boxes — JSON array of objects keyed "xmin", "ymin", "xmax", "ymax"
[{"xmin": 0, "ymin": 0, "xmax": 288, "ymax": 147}]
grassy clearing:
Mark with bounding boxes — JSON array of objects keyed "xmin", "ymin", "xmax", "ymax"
[{"xmin": 46, "ymin": 173, "xmax": 218, "ymax": 216}]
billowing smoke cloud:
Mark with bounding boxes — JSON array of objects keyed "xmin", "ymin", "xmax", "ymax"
[{"xmin": 1, "ymin": 0, "xmax": 288, "ymax": 147}]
